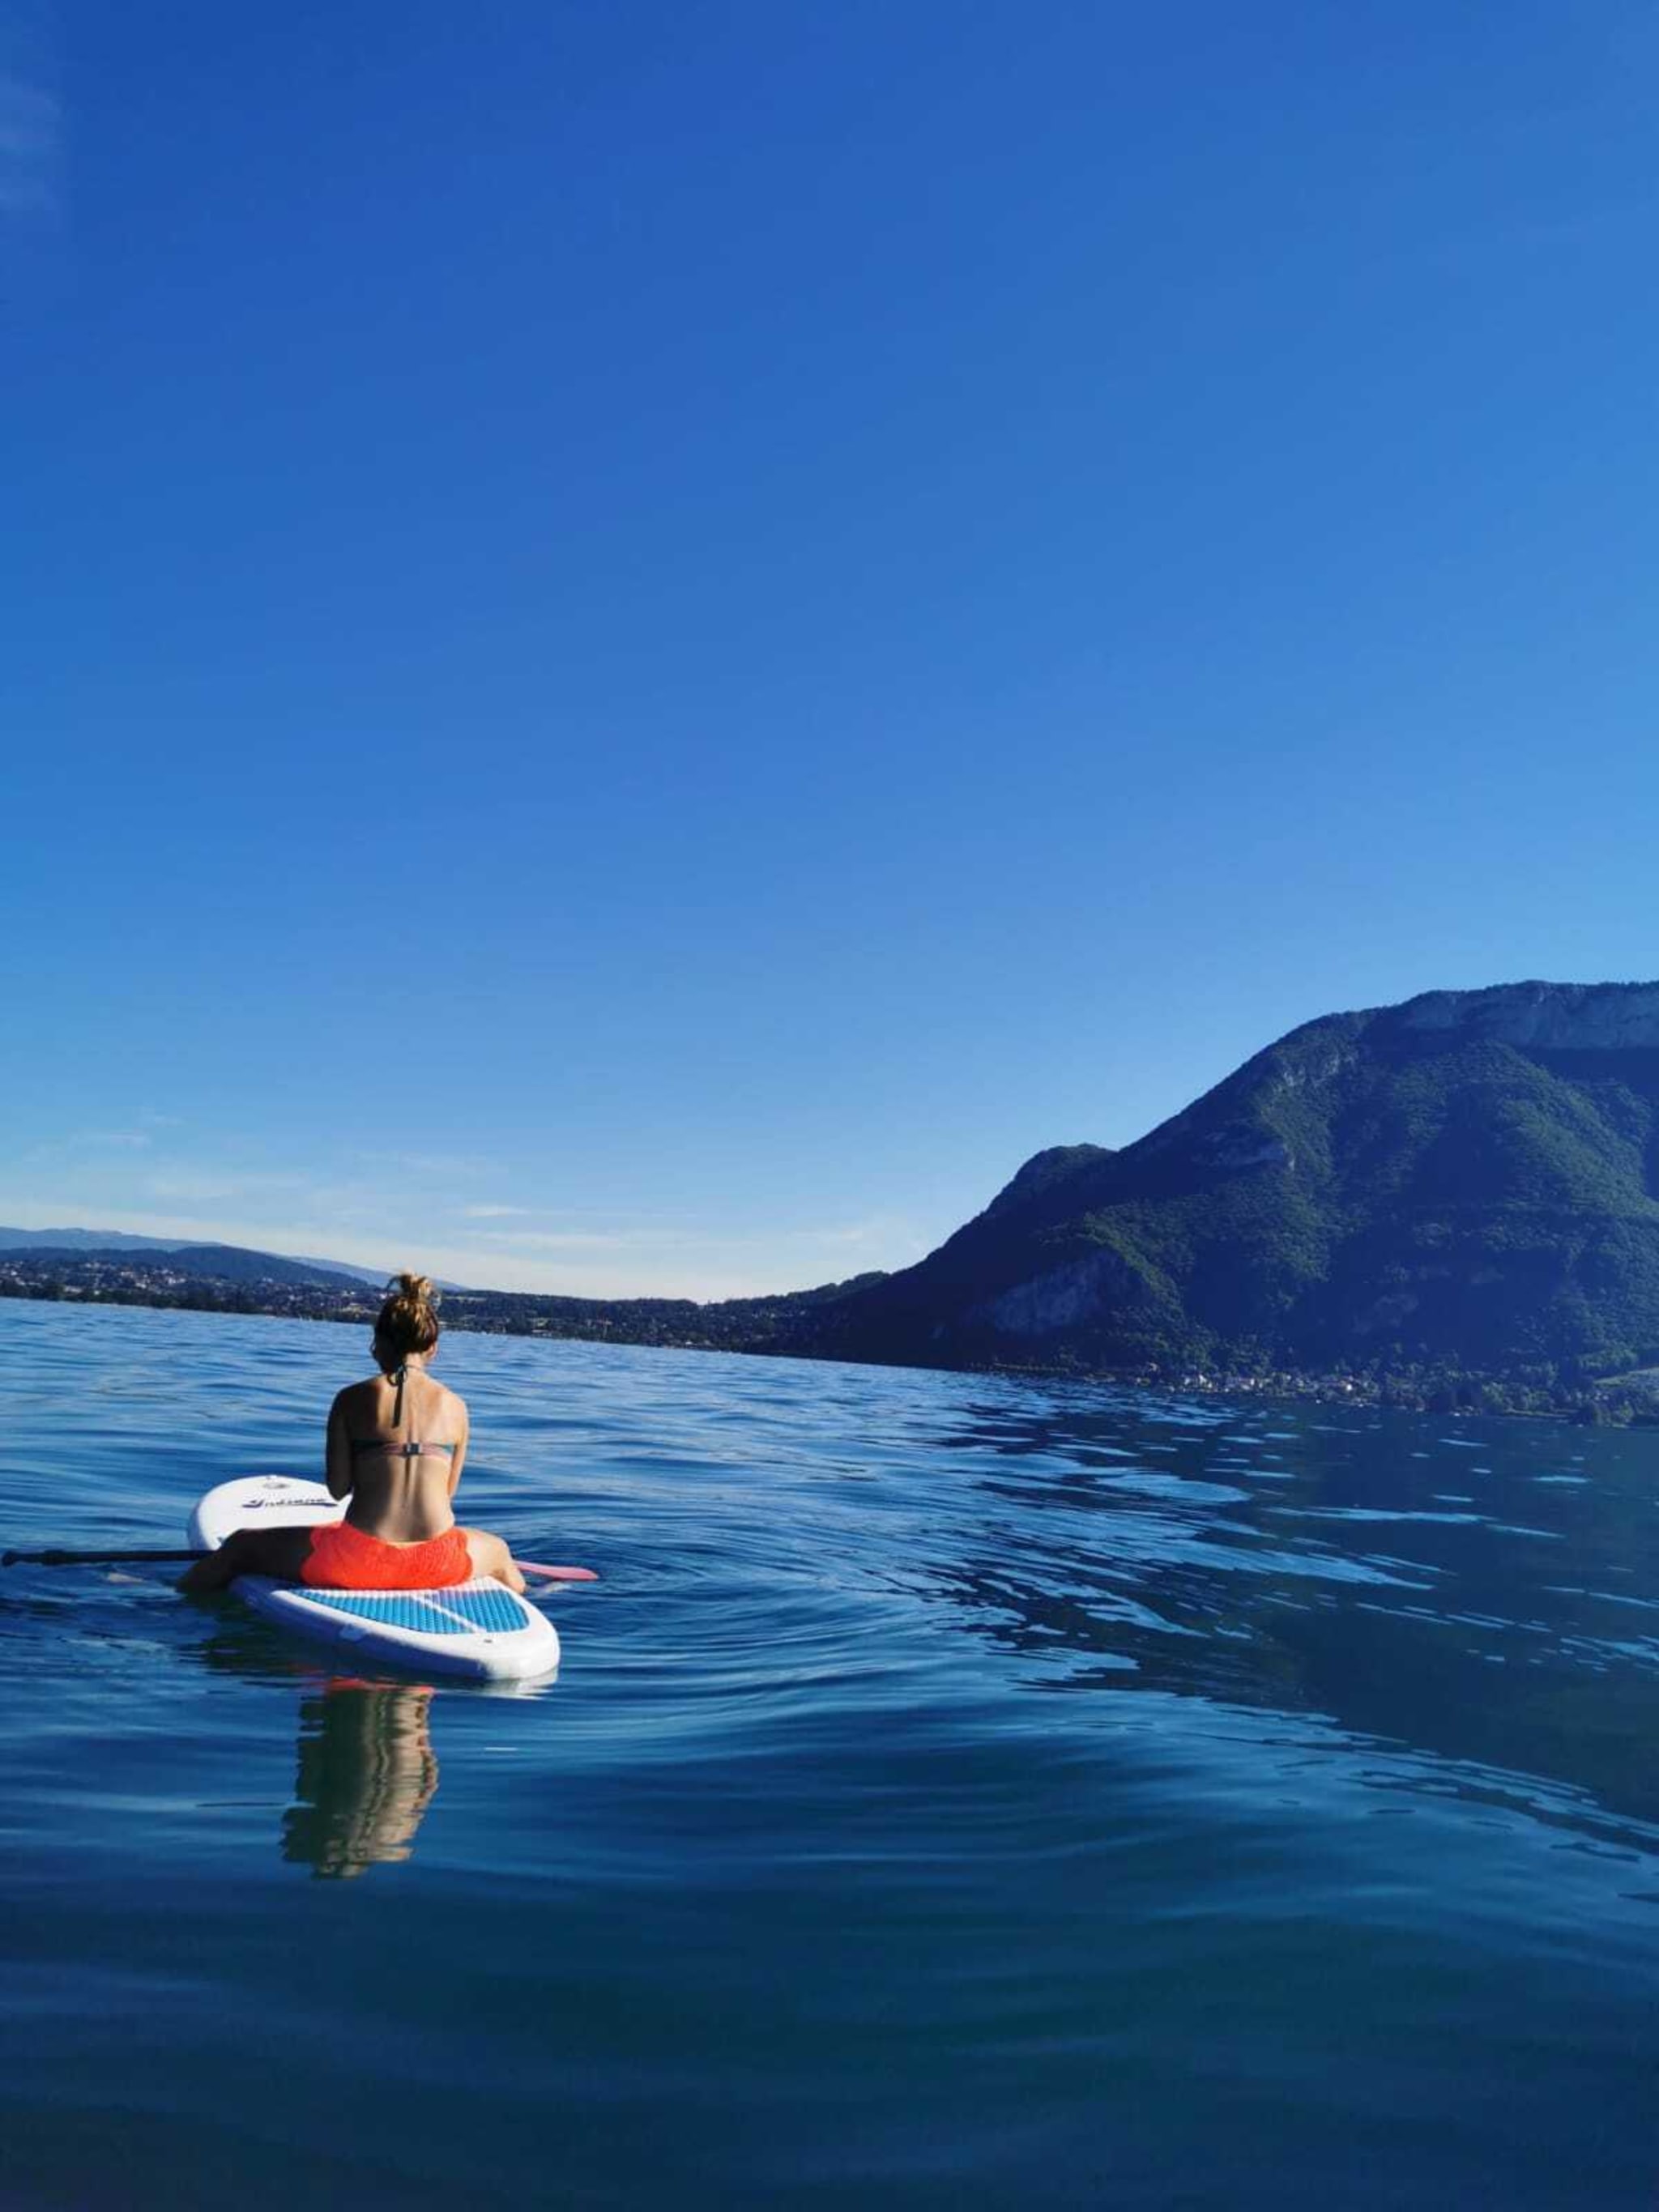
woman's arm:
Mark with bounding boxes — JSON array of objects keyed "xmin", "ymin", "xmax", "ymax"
[
  {"xmin": 447, "ymin": 1402, "xmax": 470, "ymax": 1498},
  {"xmin": 326, "ymin": 1396, "xmax": 355, "ymax": 1501}
]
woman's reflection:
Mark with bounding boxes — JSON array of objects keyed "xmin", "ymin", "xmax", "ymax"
[{"xmin": 283, "ymin": 1679, "xmax": 439, "ymax": 1878}]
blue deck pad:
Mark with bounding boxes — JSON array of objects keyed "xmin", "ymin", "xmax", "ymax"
[{"xmin": 296, "ymin": 1585, "xmax": 532, "ymax": 1636}]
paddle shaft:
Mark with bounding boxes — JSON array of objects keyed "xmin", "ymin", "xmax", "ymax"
[
  {"xmin": 3, "ymin": 1545, "xmax": 596, "ymax": 1579},
  {"xmin": 4, "ymin": 1547, "xmax": 206, "ymax": 1566}
]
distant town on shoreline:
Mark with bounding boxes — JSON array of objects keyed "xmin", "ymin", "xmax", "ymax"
[
  {"xmin": 0, "ymin": 1227, "xmax": 1650, "ymax": 1427},
  {"xmin": 0, "ymin": 1248, "xmax": 1514, "ymax": 1411}
]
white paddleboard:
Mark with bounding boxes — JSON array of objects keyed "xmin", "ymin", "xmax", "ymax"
[{"xmin": 190, "ymin": 1475, "xmax": 560, "ymax": 1683}]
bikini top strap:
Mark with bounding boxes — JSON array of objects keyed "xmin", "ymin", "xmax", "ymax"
[{"xmin": 390, "ymin": 1362, "xmax": 407, "ymax": 1430}]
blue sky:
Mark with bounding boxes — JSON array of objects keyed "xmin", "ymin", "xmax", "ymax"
[{"xmin": 2, "ymin": 2, "xmax": 1657, "ymax": 1296}]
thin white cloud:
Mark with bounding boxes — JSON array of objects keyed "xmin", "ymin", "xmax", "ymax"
[
  {"xmin": 456, "ymin": 1216, "xmax": 928, "ymax": 1268},
  {"xmin": 800, "ymin": 1214, "xmax": 919, "ymax": 1249},
  {"xmin": 13, "ymin": 1128, "xmax": 155, "ymax": 1168},
  {"xmin": 470, "ymin": 1230, "xmax": 638, "ymax": 1251},
  {"xmin": 145, "ymin": 1170, "xmax": 313, "ymax": 1204},
  {"xmin": 0, "ymin": 1136, "xmax": 938, "ymax": 1300},
  {"xmin": 374, "ymin": 1151, "xmax": 497, "ymax": 1179}
]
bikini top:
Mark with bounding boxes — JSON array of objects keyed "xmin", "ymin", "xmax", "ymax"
[{"xmin": 349, "ymin": 1362, "xmax": 459, "ymax": 1462}]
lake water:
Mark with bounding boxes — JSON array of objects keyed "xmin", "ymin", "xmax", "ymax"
[{"xmin": 1, "ymin": 1299, "xmax": 1654, "ymax": 2208}]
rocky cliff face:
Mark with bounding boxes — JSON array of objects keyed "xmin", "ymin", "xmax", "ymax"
[
  {"xmin": 816, "ymin": 981, "xmax": 1659, "ymax": 1379},
  {"xmin": 1393, "ymin": 980, "xmax": 1659, "ymax": 1051}
]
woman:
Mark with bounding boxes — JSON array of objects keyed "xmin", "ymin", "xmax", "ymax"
[{"xmin": 182, "ymin": 1274, "xmax": 526, "ymax": 1594}]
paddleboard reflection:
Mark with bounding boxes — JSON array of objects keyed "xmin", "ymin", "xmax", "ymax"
[{"xmin": 282, "ymin": 1679, "xmax": 439, "ymax": 1879}]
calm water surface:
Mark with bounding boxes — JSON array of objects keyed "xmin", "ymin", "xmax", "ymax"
[{"xmin": 1, "ymin": 1302, "xmax": 1655, "ymax": 2208}]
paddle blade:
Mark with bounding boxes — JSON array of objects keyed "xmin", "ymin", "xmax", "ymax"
[{"xmin": 518, "ymin": 1562, "xmax": 599, "ymax": 1583}]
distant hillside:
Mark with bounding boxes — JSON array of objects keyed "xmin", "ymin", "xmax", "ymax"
[
  {"xmin": 808, "ymin": 981, "xmax": 1659, "ymax": 1385},
  {"xmin": 0, "ymin": 1227, "xmax": 195, "ymax": 1254},
  {"xmin": 2, "ymin": 1241, "xmax": 369, "ymax": 1292},
  {"xmin": 0, "ymin": 1230, "xmax": 394, "ymax": 1289},
  {"xmin": 0, "ymin": 1236, "xmax": 885, "ymax": 1352},
  {"xmin": 438, "ymin": 1271, "xmax": 889, "ymax": 1353}
]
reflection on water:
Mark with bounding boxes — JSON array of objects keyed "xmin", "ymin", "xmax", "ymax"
[
  {"xmin": 929, "ymin": 1390, "xmax": 1659, "ymax": 1835},
  {"xmin": 282, "ymin": 1682, "xmax": 440, "ymax": 1880}
]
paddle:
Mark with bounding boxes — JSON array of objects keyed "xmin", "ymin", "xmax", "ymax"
[
  {"xmin": 3, "ymin": 1546, "xmax": 599, "ymax": 1580},
  {"xmin": 4, "ymin": 1547, "xmax": 207, "ymax": 1566}
]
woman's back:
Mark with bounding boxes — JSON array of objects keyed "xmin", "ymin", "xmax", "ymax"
[{"xmin": 329, "ymin": 1362, "xmax": 470, "ymax": 1543}]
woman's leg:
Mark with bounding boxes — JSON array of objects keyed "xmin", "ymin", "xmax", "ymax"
[
  {"xmin": 461, "ymin": 1528, "xmax": 527, "ymax": 1594},
  {"xmin": 180, "ymin": 1524, "xmax": 315, "ymax": 1593}
]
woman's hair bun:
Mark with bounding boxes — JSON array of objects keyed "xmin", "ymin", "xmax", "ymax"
[{"xmin": 376, "ymin": 1271, "xmax": 441, "ymax": 1356}]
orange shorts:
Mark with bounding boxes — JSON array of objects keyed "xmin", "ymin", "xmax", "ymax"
[{"xmin": 301, "ymin": 1521, "xmax": 472, "ymax": 1591}]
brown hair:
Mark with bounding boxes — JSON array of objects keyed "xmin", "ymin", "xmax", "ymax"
[{"xmin": 375, "ymin": 1272, "xmax": 440, "ymax": 1359}]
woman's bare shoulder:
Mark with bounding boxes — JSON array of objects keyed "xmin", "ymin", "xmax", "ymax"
[{"xmin": 331, "ymin": 1377, "xmax": 382, "ymax": 1417}]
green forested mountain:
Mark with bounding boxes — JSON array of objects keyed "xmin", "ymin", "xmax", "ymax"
[{"xmin": 811, "ymin": 982, "xmax": 1659, "ymax": 1383}]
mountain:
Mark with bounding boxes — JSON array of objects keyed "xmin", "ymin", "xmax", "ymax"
[
  {"xmin": 284, "ymin": 1254, "xmax": 414, "ymax": 1289},
  {"xmin": 810, "ymin": 981, "xmax": 1659, "ymax": 1383},
  {"xmin": 0, "ymin": 1227, "xmax": 196, "ymax": 1253},
  {"xmin": 0, "ymin": 1229, "xmax": 394, "ymax": 1289},
  {"xmin": 0, "ymin": 1239, "xmax": 369, "ymax": 1291}
]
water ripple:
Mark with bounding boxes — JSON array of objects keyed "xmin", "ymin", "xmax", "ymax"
[{"xmin": 2, "ymin": 1305, "xmax": 1657, "ymax": 2208}]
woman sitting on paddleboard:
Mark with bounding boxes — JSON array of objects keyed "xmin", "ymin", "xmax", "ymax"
[{"xmin": 182, "ymin": 1274, "xmax": 526, "ymax": 1594}]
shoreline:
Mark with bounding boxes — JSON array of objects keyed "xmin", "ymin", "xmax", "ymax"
[{"xmin": 3, "ymin": 1269, "xmax": 1648, "ymax": 1428}]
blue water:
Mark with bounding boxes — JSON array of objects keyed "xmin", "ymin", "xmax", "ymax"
[{"xmin": 2, "ymin": 1301, "xmax": 1655, "ymax": 2208}]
